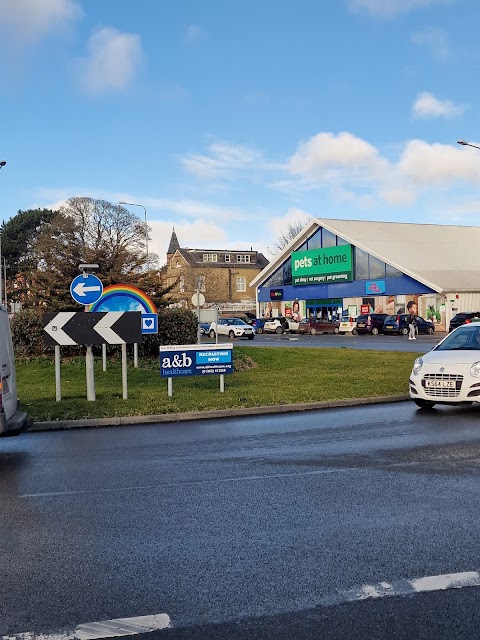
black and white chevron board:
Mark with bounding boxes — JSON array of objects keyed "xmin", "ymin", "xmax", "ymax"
[{"xmin": 43, "ymin": 312, "xmax": 142, "ymax": 346}]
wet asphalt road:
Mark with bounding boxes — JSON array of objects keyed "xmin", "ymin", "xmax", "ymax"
[{"xmin": 3, "ymin": 402, "xmax": 480, "ymax": 638}]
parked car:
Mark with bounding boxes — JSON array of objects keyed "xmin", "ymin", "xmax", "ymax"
[
  {"xmin": 383, "ymin": 314, "xmax": 435, "ymax": 335},
  {"xmin": 209, "ymin": 317, "xmax": 255, "ymax": 340},
  {"xmin": 355, "ymin": 313, "xmax": 388, "ymax": 335},
  {"xmin": 448, "ymin": 312, "xmax": 480, "ymax": 332},
  {"xmin": 219, "ymin": 314, "xmax": 255, "ymax": 326},
  {"xmin": 297, "ymin": 317, "xmax": 339, "ymax": 335},
  {"xmin": 263, "ymin": 317, "xmax": 291, "ymax": 334},
  {"xmin": 409, "ymin": 323, "xmax": 480, "ymax": 409},
  {"xmin": 253, "ymin": 318, "xmax": 267, "ymax": 334},
  {"xmin": 337, "ymin": 314, "xmax": 357, "ymax": 335},
  {"xmin": 198, "ymin": 322, "xmax": 211, "ymax": 335}
]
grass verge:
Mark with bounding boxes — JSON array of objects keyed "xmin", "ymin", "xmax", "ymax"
[{"xmin": 16, "ymin": 346, "xmax": 421, "ymax": 422}]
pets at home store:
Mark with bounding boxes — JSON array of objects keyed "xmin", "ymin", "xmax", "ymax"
[{"xmin": 251, "ymin": 220, "xmax": 436, "ymax": 321}]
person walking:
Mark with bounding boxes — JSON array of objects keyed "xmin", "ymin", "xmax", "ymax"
[{"xmin": 407, "ymin": 300, "xmax": 417, "ymax": 340}]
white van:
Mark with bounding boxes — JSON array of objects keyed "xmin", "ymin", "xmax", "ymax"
[{"xmin": 0, "ymin": 305, "xmax": 27, "ymax": 436}]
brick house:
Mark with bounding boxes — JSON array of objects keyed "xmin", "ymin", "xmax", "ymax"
[{"xmin": 161, "ymin": 229, "xmax": 269, "ymax": 312}]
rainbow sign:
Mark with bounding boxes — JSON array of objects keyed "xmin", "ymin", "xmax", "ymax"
[{"xmin": 88, "ymin": 285, "xmax": 157, "ymax": 314}]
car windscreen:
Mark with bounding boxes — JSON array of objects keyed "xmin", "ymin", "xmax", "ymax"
[
  {"xmin": 435, "ymin": 325, "xmax": 480, "ymax": 351},
  {"xmin": 384, "ymin": 316, "xmax": 396, "ymax": 323},
  {"xmin": 356, "ymin": 315, "xmax": 368, "ymax": 322}
]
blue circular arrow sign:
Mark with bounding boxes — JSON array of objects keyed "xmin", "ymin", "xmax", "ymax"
[{"xmin": 70, "ymin": 274, "xmax": 104, "ymax": 305}]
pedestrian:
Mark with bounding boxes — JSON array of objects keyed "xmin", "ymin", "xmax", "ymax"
[{"xmin": 407, "ymin": 300, "xmax": 417, "ymax": 340}]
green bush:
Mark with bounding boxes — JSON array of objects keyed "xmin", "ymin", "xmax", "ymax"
[{"xmin": 10, "ymin": 307, "xmax": 199, "ymax": 360}]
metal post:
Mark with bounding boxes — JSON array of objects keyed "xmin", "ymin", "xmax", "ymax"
[
  {"xmin": 197, "ymin": 278, "xmax": 201, "ymax": 344},
  {"xmin": 102, "ymin": 343, "xmax": 107, "ymax": 371},
  {"xmin": 220, "ymin": 374, "xmax": 224, "ymax": 393},
  {"xmin": 86, "ymin": 345, "xmax": 95, "ymax": 401},
  {"xmin": 55, "ymin": 345, "xmax": 61, "ymax": 402},
  {"xmin": 168, "ymin": 377, "xmax": 173, "ymax": 397},
  {"xmin": 134, "ymin": 342, "xmax": 138, "ymax": 368},
  {"xmin": 121, "ymin": 343, "xmax": 128, "ymax": 399}
]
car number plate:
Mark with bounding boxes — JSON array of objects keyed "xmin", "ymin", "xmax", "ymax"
[
  {"xmin": 385, "ymin": 325, "xmax": 393, "ymax": 329},
  {"xmin": 425, "ymin": 380, "xmax": 455, "ymax": 389},
  {"xmin": 357, "ymin": 323, "xmax": 365, "ymax": 327}
]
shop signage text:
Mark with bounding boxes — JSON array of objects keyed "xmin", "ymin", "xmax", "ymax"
[
  {"xmin": 160, "ymin": 343, "xmax": 233, "ymax": 377},
  {"xmin": 270, "ymin": 289, "xmax": 284, "ymax": 300},
  {"xmin": 292, "ymin": 245, "xmax": 353, "ymax": 285},
  {"xmin": 365, "ymin": 280, "xmax": 385, "ymax": 294}
]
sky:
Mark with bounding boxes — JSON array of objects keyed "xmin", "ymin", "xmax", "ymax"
[{"xmin": 1, "ymin": 0, "xmax": 480, "ymax": 264}]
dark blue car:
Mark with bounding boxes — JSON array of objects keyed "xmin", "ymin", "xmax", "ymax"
[{"xmin": 253, "ymin": 318, "xmax": 267, "ymax": 334}]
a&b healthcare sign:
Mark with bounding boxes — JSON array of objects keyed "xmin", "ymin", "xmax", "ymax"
[
  {"xmin": 291, "ymin": 245, "xmax": 353, "ymax": 285},
  {"xmin": 160, "ymin": 343, "xmax": 233, "ymax": 377}
]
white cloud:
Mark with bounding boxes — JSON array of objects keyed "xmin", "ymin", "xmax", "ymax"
[
  {"xmin": 149, "ymin": 219, "xmax": 227, "ymax": 264},
  {"xmin": 0, "ymin": 0, "xmax": 81, "ymax": 44},
  {"xmin": 183, "ymin": 24, "xmax": 205, "ymax": 44},
  {"xmin": 411, "ymin": 27, "xmax": 450, "ymax": 61},
  {"xmin": 413, "ymin": 92, "xmax": 465, "ymax": 118},
  {"xmin": 182, "ymin": 140, "xmax": 267, "ymax": 179},
  {"xmin": 267, "ymin": 208, "xmax": 311, "ymax": 238},
  {"xmin": 288, "ymin": 131, "xmax": 388, "ymax": 180},
  {"xmin": 397, "ymin": 140, "xmax": 480, "ymax": 186},
  {"xmin": 76, "ymin": 27, "xmax": 143, "ymax": 95},
  {"xmin": 348, "ymin": 0, "xmax": 445, "ymax": 18}
]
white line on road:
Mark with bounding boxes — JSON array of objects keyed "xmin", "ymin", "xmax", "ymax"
[
  {"xmin": 320, "ymin": 571, "xmax": 480, "ymax": 606},
  {"xmin": 2, "ymin": 614, "xmax": 171, "ymax": 640}
]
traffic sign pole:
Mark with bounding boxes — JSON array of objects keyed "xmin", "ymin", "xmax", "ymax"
[{"xmin": 55, "ymin": 345, "xmax": 61, "ymax": 402}]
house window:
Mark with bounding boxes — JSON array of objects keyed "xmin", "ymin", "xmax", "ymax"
[
  {"xmin": 179, "ymin": 275, "xmax": 185, "ymax": 292},
  {"xmin": 203, "ymin": 254, "xmax": 217, "ymax": 262},
  {"xmin": 236, "ymin": 276, "xmax": 246, "ymax": 292},
  {"xmin": 198, "ymin": 275, "xmax": 206, "ymax": 292},
  {"xmin": 237, "ymin": 254, "xmax": 251, "ymax": 263},
  {"xmin": 225, "ymin": 255, "xmax": 231, "ymax": 262}
]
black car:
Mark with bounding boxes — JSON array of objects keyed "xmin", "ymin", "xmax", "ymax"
[
  {"xmin": 383, "ymin": 314, "xmax": 435, "ymax": 335},
  {"xmin": 355, "ymin": 313, "xmax": 388, "ymax": 335},
  {"xmin": 449, "ymin": 312, "xmax": 480, "ymax": 332}
]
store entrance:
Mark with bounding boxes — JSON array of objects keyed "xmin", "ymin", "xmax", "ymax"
[{"xmin": 306, "ymin": 299, "xmax": 343, "ymax": 322}]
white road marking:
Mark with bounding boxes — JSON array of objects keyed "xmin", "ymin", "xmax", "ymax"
[
  {"xmin": 320, "ymin": 571, "xmax": 480, "ymax": 606},
  {"xmin": 2, "ymin": 614, "xmax": 171, "ymax": 640}
]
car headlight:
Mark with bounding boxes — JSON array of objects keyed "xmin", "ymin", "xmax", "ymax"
[
  {"xmin": 470, "ymin": 361, "xmax": 480, "ymax": 377},
  {"xmin": 413, "ymin": 357, "xmax": 423, "ymax": 376}
]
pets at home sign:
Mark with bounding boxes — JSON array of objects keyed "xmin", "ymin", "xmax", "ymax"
[{"xmin": 160, "ymin": 343, "xmax": 233, "ymax": 377}]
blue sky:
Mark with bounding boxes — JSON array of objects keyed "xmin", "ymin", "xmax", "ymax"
[{"xmin": 1, "ymin": 0, "xmax": 480, "ymax": 263}]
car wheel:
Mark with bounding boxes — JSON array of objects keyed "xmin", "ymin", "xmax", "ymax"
[
  {"xmin": 228, "ymin": 330, "xmax": 235, "ymax": 339},
  {"xmin": 247, "ymin": 335, "xmax": 255, "ymax": 340},
  {"xmin": 371, "ymin": 327, "xmax": 379, "ymax": 336},
  {"xmin": 334, "ymin": 327, "xmax": 339, "ymax": 334},
  {"xmin": 339, "ymin": 331, "xmax": 345, "ymax": 335},
  {"xmin": 401, "ymin": 327, "xmax": 408, "ymax": 336},
  {"xmin": 413, "ymin": 399, "xmax": 436, "ymax": 409},
  {"xmin": 209, "ymin": 330, "xmax": 216, "ymax": 338},
  {"xmin": 275, "ymin": 326, "xmax": 283, "ymax": 334},
  {"xmin": 256, "ymin": 327, "xmax": 263, "ymax": 334},
  {"xmin": 352, "ymin": 328, "xmax": 357, "ymax": 335},
  {"xmin": 309, "ymin": 328, "xmax": 317, "ymax": 336},
  {"xmin": 427, "ymin": 327, "xmax": 434, "ymax": 334}
]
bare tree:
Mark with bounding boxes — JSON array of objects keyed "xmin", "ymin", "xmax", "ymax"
[{"xmin": 271, "ymin": 219, "xmax": 309, "ymax": 255}]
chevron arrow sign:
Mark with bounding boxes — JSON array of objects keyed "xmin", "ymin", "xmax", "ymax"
[{"xmin": 43, "ymin": 312, "xmax": 142, "ymax": 346}]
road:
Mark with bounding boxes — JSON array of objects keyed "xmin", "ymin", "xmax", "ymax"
[
  {"xmin": 2, "ymin": 401, "xmax": 480, "ymax": 639},
  {"xmin": 201, "ymin": 330, "xmax": 446, "ymax": 352}
]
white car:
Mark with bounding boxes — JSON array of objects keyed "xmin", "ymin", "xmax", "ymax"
[
  {"xmin": 409, "ymin": 323, "xmax": 480, "ymax": 409},
  {"xmin": 338, "ymin": 315, "xmax": 357, "ymax": 335},
  {"xmin": 263, "ymin": 317, "xmax": 299, "ymax": 334},
  {"xmin": 209, "ymin": 317, "xmax": 255, "ymax": 340}
]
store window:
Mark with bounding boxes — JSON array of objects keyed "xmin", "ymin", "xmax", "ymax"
[
  {"xmin": 283, "ymin": 260, "xmax": 292, "ymax": 285},
  {"xmin": 386, "ymin": 262, "xmax": 402, "ymax": 277},
  {"xmin": 355, "ymin": 247, "xmax": 369, "ymax": 280},
  {"xmin": 264, "ymin": 264, "xmax": 285, "ymax": 287},
  {"xmin": 369, "ymin": 255, "xmax": 386, "ymax": 279},
  {"xmin": 322, "ymin": 229, "xmax": 336, "ymax": 248},
  {"xmin": 307, "ymin": 228, "xmax": 322, "ymax": 250}
]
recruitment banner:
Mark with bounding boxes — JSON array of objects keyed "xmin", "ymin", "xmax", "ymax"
[
  {"xmin": 160, "ymin": 343, "xmax": 233, "ymax": 377},
  {"xmin": 292, "ymin": 245, "xmax": 353, "ymax": 285}
]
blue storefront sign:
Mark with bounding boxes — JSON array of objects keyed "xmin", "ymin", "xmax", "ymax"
[
  {"xmin": 365, "ymin": 280, "xmax": 386, "ymax": 294},
  {"xmin": 160, "ymin": 343, "xmax": 233, "ymax": 377}
]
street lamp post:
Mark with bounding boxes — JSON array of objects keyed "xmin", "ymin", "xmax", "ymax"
[
  {"xmin": 0, "ymin": 160, "xmax": 6, "ymax": 307},
  {"xmin": 457, "ymin": 140, "xmax": 480, "ymax": 150},
  {"xmin": 118, "ymin": 201, "xmax": 149, "ymax": 258}
]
